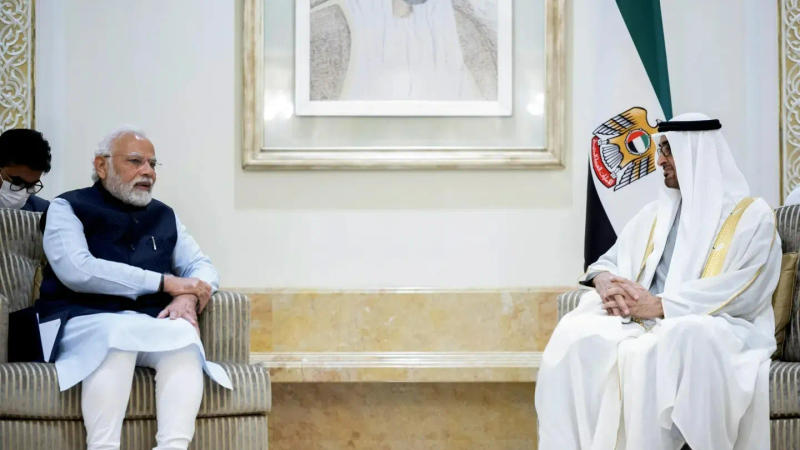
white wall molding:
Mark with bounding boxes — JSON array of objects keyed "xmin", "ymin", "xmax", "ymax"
[{"xmin": 251, "ymin": 351, "xmax": 543, "ymax": 383}]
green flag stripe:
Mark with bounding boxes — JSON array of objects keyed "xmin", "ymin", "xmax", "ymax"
[{"xmin": 616, "ymin": 0, "xmax": 673, "ymax": 120}]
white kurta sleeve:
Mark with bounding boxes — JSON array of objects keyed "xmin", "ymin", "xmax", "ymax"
[
  {"xmin": 43, "ymin": 198, "xmax": 162, "ymax": 300},
  {"xmin": 171, "ymin": 215, "xmax": 219, "ymax": 293},
  {"xmin": 660, "ymin": 199, "xmax": 781, "ymax": 320}
]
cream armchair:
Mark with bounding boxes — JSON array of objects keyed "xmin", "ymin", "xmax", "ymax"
[{"xmin": 0, "ymin": 208, "xmax": 271, "ymax": 449}]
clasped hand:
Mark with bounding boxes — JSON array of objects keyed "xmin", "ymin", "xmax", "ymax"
[
  {"xmin": 593, "ymin": 272, "xmax": 663, "ymax": 320},
  {"xmin": 157, "ymin": 294, "xmax": 200, "ymax": 332},
  {"xmin": 162, "ymin": 275, "xmax": 212, "ymax": 313},
  {"xmin": 157, "ymin": 276, "xmax": 214, "ymax": 333}
]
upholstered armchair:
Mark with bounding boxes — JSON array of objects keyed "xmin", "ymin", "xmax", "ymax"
[
  {"xmin": 0, "ymin": 209, "xmax": 271, "ymax": 449},
  {"xmin": 556, "ymin": 204, "xmax": 800, "ymax": 448}
]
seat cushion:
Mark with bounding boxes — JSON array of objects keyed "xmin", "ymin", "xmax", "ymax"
[
  {"xmin": 776, "ymin": 205, "xmax": 800, "ymax": 361},
  {"xmin": 772, "ymin": 418, "xmax": 800, "ymax": 448},
  {"xmin": 0, "ymin": 362, "xmax": 270, "ymax": 419},
  {"xmin": 770, "ymin": 360, "xmax": 800, "ymax": 417},
  {"xmin": 774, "ymin": 253, "xmax": 799, "ymax": 357},
  {"xmin": 1, "ymin": 415, "xmax": 269, "ymax": 450},
  {"xmin": 0, "ymin": 209, "xmax": 45, "ymax": 312}
]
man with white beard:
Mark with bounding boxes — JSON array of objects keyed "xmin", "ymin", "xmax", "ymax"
[
  {"xmin": 535, "ymin": 113, "xmax": 781, "ymax": 449},
  {"xmin": 34, "ymin": 127, "xmax": 231, "ymax": 450}
]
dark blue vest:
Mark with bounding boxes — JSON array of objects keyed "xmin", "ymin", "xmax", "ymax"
[{"xmin": 36, "ymin": 182, "xmax": 178, "ymax": 322}]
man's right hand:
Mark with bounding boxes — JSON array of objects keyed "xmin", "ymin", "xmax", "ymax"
[
  {"xmin": 593, "ymin": 272, "xmax": 633, "ymax": 316},
  {"xmin": 163, "ymin": 275, "xmax": 212, "ymax": 313},
  {"xmin": 157, "ymin": 294, "xmax": 200, "ymax": 334}
]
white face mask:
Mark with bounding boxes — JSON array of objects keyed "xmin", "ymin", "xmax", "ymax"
[{"xmin": 0, "ymin": 178, "xmax": 32, "ymax": 209}]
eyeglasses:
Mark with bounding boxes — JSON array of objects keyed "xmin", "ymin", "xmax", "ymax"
[
  {"xmin": 657, "ymin": 143, "xmax": 672, "ymax": 157},
  {"xmin": 0, "ymin": 169, "xmax": 43, "ymax": 194},
  {"xmin": 102, "ymin": 153, "xmax": 162, "ymax": 170}
]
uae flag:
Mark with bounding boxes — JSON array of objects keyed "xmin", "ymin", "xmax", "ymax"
[{"xmin": 583, "ymin": 0, "xmax": 673, "ymax": 269}]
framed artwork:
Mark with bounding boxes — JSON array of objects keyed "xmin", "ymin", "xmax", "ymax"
[
  {"xmin": 243, "ymin": 0, "xmax": 566, "ymax": 169},
  {"xmin": 295, "ymin": 0, "xmax": 512, "ymax": 116}
]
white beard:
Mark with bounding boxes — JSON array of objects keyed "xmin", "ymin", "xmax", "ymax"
[{"xmin": 103, "ymin": 163, "xmax": 153, "ymax": 207}]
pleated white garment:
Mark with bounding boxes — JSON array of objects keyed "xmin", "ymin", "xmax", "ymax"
[
  {"xmin": 339, "ymin": 0, "xmax": 482, "ymax": 101},
  {"xmin": 54, "ymin": 311, "xmax": 232, "ymax": 391},
  {"xmin": 537, "ymin": 289, "xmax": 775, "ymax": 450},
  {"xmin": 537, "ymin": 113, "xmax": 781, "ymax": 449}
]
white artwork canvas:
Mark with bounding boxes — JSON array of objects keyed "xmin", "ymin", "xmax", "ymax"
[{"xmin": 295, "ymin": 0, "xmax": 512, "ymax": 116}]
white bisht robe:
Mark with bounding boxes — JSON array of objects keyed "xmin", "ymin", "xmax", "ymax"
[
  {"xmin": 337, "ymin": 0, "xmax": 481, "ymax": 101},
  {"xmin": 536, "ymin": 114, "xmax": 782, "ymax": 450}
]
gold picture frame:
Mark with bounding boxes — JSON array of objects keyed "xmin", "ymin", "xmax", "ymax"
[{"xmin": 242, "ymin": 0, "xmax": 566, "ymax": 170}]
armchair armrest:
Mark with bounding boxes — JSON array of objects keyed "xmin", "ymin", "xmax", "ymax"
[
  {"xmin": 557, "ymin": 288, "xmax": 589, "ymax": 321},
  {"xmin": 0, "ymin": 293, "xmax": 7, "ymax": 363},
  {"xmin": 0, "ymin": 290, "xmax": 251, "ymax": 365},
  {"xmin": 199, "ymin": 290, "xmax": 250, "ymax": 364}
]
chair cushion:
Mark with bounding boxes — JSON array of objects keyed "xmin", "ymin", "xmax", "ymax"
[
  {"xmin": 0, "ymin": 362, "xmax": 270, "ymax": 419},
  {"xmin": 0, "ymin": 209, "xmax": 45, "ymax": 312},
  {"xmin": 1, "ymin": 415, "xmax": 269, "ymax": 450},
  {"xmin": 770, "ymin": 360, "xmax": 800, "ymax": 417},
  {"xmin": 776, "ymin": 205, "xmax": 800, "ymax": 361},
  {"xmin": 774, "ymin": 253, "xmax": 799, "ymax": 358}
]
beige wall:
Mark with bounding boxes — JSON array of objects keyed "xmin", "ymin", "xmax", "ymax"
[{"xmin": 33, "ymin": 0, "xmax": 778, "ymax": 289}]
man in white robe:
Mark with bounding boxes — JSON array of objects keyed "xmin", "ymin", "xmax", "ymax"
[{"xmin": 535, "ymin": 113, "xmax": 781, "ymax": 449}]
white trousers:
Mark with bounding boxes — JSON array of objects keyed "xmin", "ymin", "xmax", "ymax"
[{"xmin": 81, "ymin": 346, "xmax": 204, "ymax": 450}]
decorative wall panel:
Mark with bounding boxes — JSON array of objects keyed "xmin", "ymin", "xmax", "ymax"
[
  {"xmin": 782, "ymin": 0, "xmax": 800, "ymax": 199},
  {"xmin": 0, "ymin": 0, "xmax": 34, "ymax": 130}
]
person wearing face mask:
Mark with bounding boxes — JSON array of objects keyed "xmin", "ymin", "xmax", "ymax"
[
  {"xmin": 27, "ymin": 126, "xmax": 231, "ymax": 450},
  {"xmin": 0, "ymin": 128, "xmax": 52, "ymax": 211}
]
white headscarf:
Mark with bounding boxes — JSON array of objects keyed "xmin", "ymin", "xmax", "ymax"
[{"xmin": 653, "ymin": 112, "xmax": 751, "ymax": 292}]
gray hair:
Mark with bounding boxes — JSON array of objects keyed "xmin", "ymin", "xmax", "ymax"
[{"xmin": 92, "ymin": 126, "xmax": 148, "ymax": 181}]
